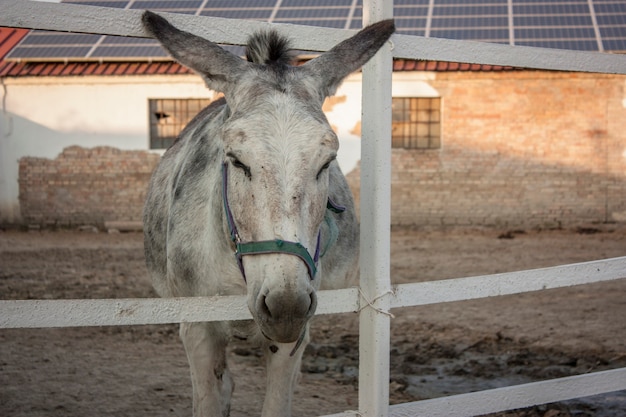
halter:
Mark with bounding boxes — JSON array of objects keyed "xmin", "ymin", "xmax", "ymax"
[{"xmin": 222, "ymin": 162, "xmax": 345, "ymax": 282}]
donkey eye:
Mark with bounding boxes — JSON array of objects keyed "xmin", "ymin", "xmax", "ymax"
[
  {"xmin": 231, "ymin": 158, "xmax": 251, "ymax": 179},
  {"xmin": 316, "ymin": 160, "xmax": 332, "ymax": 180}
]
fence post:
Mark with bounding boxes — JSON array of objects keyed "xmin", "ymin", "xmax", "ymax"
[{"xmin": 358, "ymin": 0, "xmax": 394, "ymax": 416}]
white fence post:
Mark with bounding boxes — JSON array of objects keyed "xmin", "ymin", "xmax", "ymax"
[{"xmin": 359, "ymin": 0, "xmax": 394, "ymax": 416}]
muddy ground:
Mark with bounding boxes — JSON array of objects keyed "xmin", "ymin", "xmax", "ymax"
[{"xmin": 1, "ymin": 225, "xmax": 625, "ymax": 417}]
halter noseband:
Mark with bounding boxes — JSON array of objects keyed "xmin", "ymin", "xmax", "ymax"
[{"xmin": 222, "ymin": 162, "xmax": 344, "ymax": 282}]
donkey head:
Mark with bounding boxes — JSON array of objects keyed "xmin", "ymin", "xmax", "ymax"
[{"xmin": 143, "ymin": 12, "xmax": 394, "ymax": 343}]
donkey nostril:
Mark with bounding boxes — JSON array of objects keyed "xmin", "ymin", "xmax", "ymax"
[
  {"xmin": 258, "ymin": 294, "xmax": 272, "ymax": 319},
  {"xmin": 307, "ymin": 291, "xmax": 318, "ymax": 317}
]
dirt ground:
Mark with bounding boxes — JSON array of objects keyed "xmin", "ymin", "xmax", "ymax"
[{"xmin": 1, "ymin": 225, "xmax": 625, "ymax": 417}]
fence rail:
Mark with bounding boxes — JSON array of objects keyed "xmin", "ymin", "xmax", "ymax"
[
  {"xmin": 2, "ymin": 257, "xmax": 624, "ymax": 329},
  {"xmin": 1, "ymin": 1, "xmax": 625, "ymax": 416},
  {"xmin": 324, "ymin": 368, "xmax": 626, "ymax": 417}
]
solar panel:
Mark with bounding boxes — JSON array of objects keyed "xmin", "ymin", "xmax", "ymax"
[
  {"xmin": 91, "ymin": 45, "xmax": 167, "ymax": 57},
  {"xmin": 273, "ymin": 19, "xmax": 347, "ymax": 29},
  {"xmin": 600, "ymin": 26, "xmax": 626, "ymax": 38},
  {"xmin": 430, "ymin": 28, "xmax": 510, "ymax": 43},
  {"xmin": 386, "ymin": 4, "xmax": 428, "ymax": 36},
  {"xmin": 394, "ymin": 0, "xmax": 429, "ymax": 5},
  {"xmin": 7, "ymin": 30, "xmax": 104, "ymax": 60},
  {"xmin": 199, "ymin": 9, "xmax": 273, "ymax": 20},
  {"xmin": 20, "ymin": 33, "xmax": 102, "ymax": 45},
  {"xmin": 281, "ymin": 0, "xmax": 353, "ymax": 6},
  {"xmin": 434, "ymin": 5, "xmax": 508, "ymax": 17},
  {"xmin": 429, "ymin": 0, "xmax": 509, "ymax": 43},
  {"xmin": 595, "ymin": 1, "xmax": 626, "ymax": 52},
  {"xmin": 515, "ymin": 15, "xmax": 592, "ymax": 26},
  {"xmin": 603, "ymin": 38, "xmax": 626, "ymax": 51},
  {"xmin": 67, "ymin": 0, "xmax": 128, "ymax": 7},
  {"xmin": 5, "ymin": 0, "xmax": 626, "ymax": 62},
  {"xmin": 275, "ymin": 8, "xmax": 351, "ymax": 19},
  {"xmin": 595, "ymin": 2, "xmax": 626, "ymax": 14},
  {"xmin": 522, "ymin": 39, "xmax": 599, "ymax": 50},
  {"xmin": 203, "ymin": 0, "xmax": 276, "ymax": 8},
  {"xmin": 13, "ymin": 46, "xmax": 94, "ymax": 59},
  {"xmin": 512, "ymin": 0, "xmax": 599, "ymax": 51},
  {"xmin": 394, "ymin": 5, "xmax": 429, "ymax": 15},
  {"xmin": 131, "ymin": 0, "xmax": 204, "ymax": 9},
  {"xmin": 101, "ymin": 37, "xmax": 157, "ymax": 45}
]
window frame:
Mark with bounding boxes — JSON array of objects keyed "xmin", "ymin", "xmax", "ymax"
[{"xmin": 391, "ymin": 96, "xmax": 442, "ymax": 150}]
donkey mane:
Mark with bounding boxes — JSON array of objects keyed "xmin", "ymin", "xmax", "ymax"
[{"xmin": 246, "ymin": 30, "xmax": 296, "ymax": 66}]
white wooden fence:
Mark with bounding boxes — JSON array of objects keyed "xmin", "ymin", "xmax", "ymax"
[{"xmin": 1, "ymin": 1, "xmax": 626, "ymax": 416}]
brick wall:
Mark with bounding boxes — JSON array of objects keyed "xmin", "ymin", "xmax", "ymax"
[
  {"xmin": 19, "ymin": 146, "xmax": 160, "ymax": 228},
  {"xmin": 16, "ymin": 71, "xmax": 626, "ymax": 229},
  {"xmin": 347, "ymin": 71, "xmax": 626, "ymax": 228}
]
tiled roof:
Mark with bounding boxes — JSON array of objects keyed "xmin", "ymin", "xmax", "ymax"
[
  {"xmin": 393, "ymin": 59, "xmax": 518, "ymax": 72},
  {"xmin": 0, "ymin": 27, "xmax": 28, "ymax": 60},
  {"xmin": 0, "ymin": 59, "xmax": 192, "ymax": 77},
  {"xmin": 0, "ymin": 56, "xmax": 518, "ymax": 78}
]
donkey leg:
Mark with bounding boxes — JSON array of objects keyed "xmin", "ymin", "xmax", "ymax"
[
  {"xmin": 180, "ymin": 322, "xmax": 234, "ymax": 417},
  {"xmin": 261, "ymin": 328, "xmax": 310, "ymax": 417}
]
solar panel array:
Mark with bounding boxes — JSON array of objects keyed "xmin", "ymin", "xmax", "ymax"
[{"xmin": 6, "ymin": 0, "xmax": 626, "ymax": 61}]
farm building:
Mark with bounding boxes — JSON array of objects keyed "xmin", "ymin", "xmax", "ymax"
[{"xmin": 1, "ymin": 0, "xmax": 625, "ymax": 229}]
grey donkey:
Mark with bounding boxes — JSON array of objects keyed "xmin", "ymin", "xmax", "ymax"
[{"xmin": 142, "ymin": 10, "xmax": 394, "ymax": 417}]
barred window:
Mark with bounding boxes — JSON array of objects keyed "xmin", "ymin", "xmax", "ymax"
[
  {"xmin": 149, "ymin": 98, "xmax": 213, "ymax": 149},
  {"xmin": 391, "ymin": 97, "xmax": 442, "ymax": 149}
]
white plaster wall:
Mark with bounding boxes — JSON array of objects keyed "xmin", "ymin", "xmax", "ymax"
[
  {"xmin": 0, "ymin": 74, "xmax": 214, "ymax": 224},
  {"xmin": 325, "ymin": 74, "xmax": 363, "ymax": 175},
  {"xmin": 325, "ymin": 71, "xmax": 441, "ymax": 175}
]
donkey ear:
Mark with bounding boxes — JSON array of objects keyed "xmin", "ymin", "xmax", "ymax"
[
  {"xmin": 301, "ymin": 19, "xmax": 395, "ymax": 99},
  {"xmin": 142, "ymin": 11, "xmax": 249, "ymax": 94}
]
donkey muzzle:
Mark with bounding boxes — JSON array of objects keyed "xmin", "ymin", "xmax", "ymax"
[{"xmin": 253, "ymin": 284, "xmax": 318, "ymax": 343}]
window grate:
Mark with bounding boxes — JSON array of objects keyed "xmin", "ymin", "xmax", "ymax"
[
  {"xmin": 148, "ymin": 98, "xmax": 214, "ymax": 149},
  {"xmin": 391, "ymin": 97, "xmax": 441, "ymax": 149}
]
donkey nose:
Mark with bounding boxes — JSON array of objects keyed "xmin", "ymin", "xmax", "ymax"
[
  {"xmin": 254, "ymin": 288, "xmax": 317, "ymax": 343},
  {"xmin": 257, "ymin": 288, "xmax": 317, "ymax": 323}
]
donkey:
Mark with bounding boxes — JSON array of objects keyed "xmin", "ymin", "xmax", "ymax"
[{"xmin": 142, "ymin": 11, "xmax": 394, "ymax": 417}]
